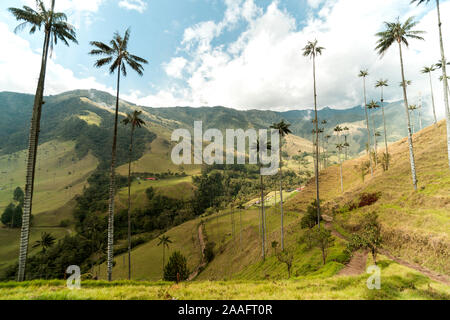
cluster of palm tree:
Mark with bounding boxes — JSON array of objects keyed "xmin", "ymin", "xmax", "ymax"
[
  {"xmin": 359, "ymin": 3, "xmax": 450, "ymax": 191},
  {"xmin": 252, "ymin": 120, "xmax": 293, "ymax": 259},
  {"xmin": 10, "ymin": 0, "xmax": 148, "ymax": 281}
]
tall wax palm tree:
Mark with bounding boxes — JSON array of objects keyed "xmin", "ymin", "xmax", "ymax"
[
  {"xmin": 32, "ymin": 232, "xmax": 55, "ymax": 253},
  {"xmin": 321, "ymin": 120, "xmax": 328, "ymax": 167},
  {"xmin": 421, "ymin": 66, "xmax": 438, "ymax": 125},
  {"xmin": 418, "ymin": 95, "xmax": 423, "ymax": 131},
  {"xmin": 412, "ymin": 0, "xmax": 450, "ymax": 170},
  {"xmin": 122, "ymin": 110, "xmax": 145, "ymax": 280},
  {"xmin": 270, "ymin": 120, "xmax": 292, "ymax": 251},
  {"xmin": 343, "ymin": 126, "xmax": 350, "ymax": 160},
  {"xmin": 89, "ymin": 29, "xmax": 148, "ymax": 281},
  {"xmin": 367, "ymin": 100, "xmax": 380, "ymax": 166},
  {"xmin": 359, "ymin": 70, "xmax": 374, "ymax": 177},
  {"xmin": 409, "ymin": 104, "xmax": 418, "ymax": 133},
  {"xmin": 237, "ymin": 201, "xmax": 245, "ymax": 247},
  {"xmin": 375, "ymin": 79, "xmax": 390, "ymax": 169},
  {"xmin": 157, "ymin": 235, "xmax": 172, "ymax": 275},
  {"xmin": 252, "ymin": 139, "xmax": 271, "ymax": 260},
  {"xmin": 334, "ymin": 126, "xmax": 344, "ymax": 192},
  {"xmin": 9, "ymin": 0, "xmax": 77, "ymax": 281},
  {"xmin": 303, "ymin": 40, "xmax": 325, "ymax": 228},
  {"xmin": 318, "ymin": 127, "xmax": 324, "ymax": 170},
  {"xmin": 324, "ymin": 134, "xmax": 331, "ymax": 167},
  {"xmin": 375, "ymin": 16, "xmax": 424, "ymax": 191}
]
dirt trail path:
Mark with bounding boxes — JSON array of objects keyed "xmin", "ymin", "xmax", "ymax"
[
  {"xmin": 338, "ymin": 250, "xmax": 368, "ymax": 276},
  {"xmin": 323, "ymin": 219, "xmax": 368, "ymax": 276},
  {"xmin": 187, "ymin": 224, "xmax": 207, "ymax": 281},
  {"xmin": 323, "ymin": 218, "xmax": 450, "ymax": 285}
]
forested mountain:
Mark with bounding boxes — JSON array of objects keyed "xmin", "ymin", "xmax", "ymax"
[{"xmin": 0, "ymin": 89, "xmax": 435, "ymax": 158}]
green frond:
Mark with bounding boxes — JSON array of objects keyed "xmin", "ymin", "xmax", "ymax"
[
  {"xmin": 109, "ymin": 57, "xmax": 122, "ymax": 74},
  {"xmin": 129, "ymin": 54, "xmax": 149, "ymax": 64},
  {"xmin": 89, "ymin": 41, "xmax": 113, "ymax": 55},
  {"xmin": 94, "ymin": 57, "xmax": 113, "ymax": 68},
  {"xmin": 410, "ymin": 0, "xmax": 431, "ymax": 5},
  {"xmin": 121, "ymin": 63, "xmax": 128, "ymax": 77}
]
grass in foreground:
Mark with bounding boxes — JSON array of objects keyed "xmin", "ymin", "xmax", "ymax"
[{"xmin": 1, "ymin": 256, "xmax": 448, "ymax": 300}]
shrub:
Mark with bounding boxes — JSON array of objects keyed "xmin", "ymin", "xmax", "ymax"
[
  {"xmin": 347, "ymin": 212, "xmax": 382, "ymax": 264},
  {"xmin": 163, "ymin": 251, "xmax": 189, "ymax": 282},
  {"xmin": 300, "ymin": 200, "xmax": 322, "ymax": 229},
  {"xmin": 358, "ymin": 192, "xmax": 381, "ymax": 208},
  {"xmin": 59, "ymin": 219, "xmax": 70, "ymax": 228},
  {"xmin": 311, "ymin": 226, "xmax": 335, "ymax": 265}
]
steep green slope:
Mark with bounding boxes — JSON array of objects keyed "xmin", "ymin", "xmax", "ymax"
[{"xmin": 100, "ymin": 120, "xmax": 449, "ymax": 288}]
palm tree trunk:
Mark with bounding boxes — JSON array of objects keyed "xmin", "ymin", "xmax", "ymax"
[
  {"xmin": 260, "ymin": 174, "xmax": 265, "ymax": 260},
  {"xmin": 363, "ymin": 77, "xmax": 374, "ymax": 176},
  {"xmin": 436, "ymin": 0, "xmax": 450, "ymax": 170},
  {"xmin": 371, "ymin": 112, "xmax": 378, "ymax": 166},
  {"xmin": 127, "ymin": 126, "xmax": 134, "ymax": 280},
  {"xmin": 279, "ymin": 145, "xmax": 284, "ymax": 251},
  {"xmin": 239, "ymin": 206, "xmax": 242, "ymax": 247},
  {"xmin": 338, "ymin": 134, "xmax": 343, "ymax": 193},
  {"xmin": 162, "ymin": 246, "xmax": 165, "ymax": 275},
  {"xmin": 17, "ymin": 4, "xmax": 53, "ymax": 281},
  {"xmin": 312, "ymin": 55, "xmax": 321, "ymax": 228},
  {"xmin": 419, "ymin": 108, "xmax": 422, "ymax": 131},
  {"xmin": 381, "ymin": 88, "xmax": 389, "ymax": 170},
  {"xmin": 344, "ymin": 135, "xmax": 348, "ymax": 161},
  {"xmin": 398, "ymin": 42, "xmax": 418, "ymax": 191},
  {"xmin": 107, "ymin": 63, "xmax": 121, "ymax": 281}
]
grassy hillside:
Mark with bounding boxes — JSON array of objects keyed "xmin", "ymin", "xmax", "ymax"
[
  {"xmin": 0, "ymin": 227, "xmax": 69, "ymax": 272},
  {"xmin": 92, "ymin": 120, "xmax": 449, "ymax": 292},
  {"xmin": 96, "ymin": 215, "xmax": 202, "ymax": 281},
  {"xmin": 286, "ymin": 120, "xmax": 450, "ymax": 275},
  {"xmin": 0, "ymin": 140, "xmax": 98, "ymax": 215}
]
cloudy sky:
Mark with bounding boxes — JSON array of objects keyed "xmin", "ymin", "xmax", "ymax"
[{"xmin": 0, "ymin": 0, "xmax": 449, "ymax": 115}]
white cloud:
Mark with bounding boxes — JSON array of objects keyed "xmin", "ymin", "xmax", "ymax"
[
  {"xmin": 0, "ymin": 22, "xmax": 112, "ymax": 96},
  {"xmin": 307, "ymin": 0, "xmax": 326, "ymax": 9},
  {"xmin": 118, "ymin": 0, "xmax": 147, "ymax": 13},
  {"xmin": 164, "ymin": 57, "xmax": 188, "ymax": 79},
  {"xmin": 138, "ymin": 0, "xmax": 450, "ymax": 115}
]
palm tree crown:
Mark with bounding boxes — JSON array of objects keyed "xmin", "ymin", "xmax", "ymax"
[
  {"xmin": 123, "ymin": 110, "xmax": 146, "ymax": 128},
  {"xmin": 9, "ymin": 1, "xmax": 77, "ymax": 51},
  {"xmin": 270, "ymin": 120, "xmax": 292, "ymax": 137},
  {"xmin": 375, "ymin": 16, "xmax": 425, "ymax": 56},
  {"xmin": 302, "ymin": 39, "xmax": 325, "ymax": 58},
  {"xmin": 158, "ymin": 235, "xmax": 172, "ymax": 248},
  {"xmin": 89, "ymin": 28, "xmax": 148, "ymax": 76},
  {"xmin": 367, "ymin": 100, "xmax": 380, "ymax": 110},
  {"xmin": 358, "ymin": 69, "xmax": 369, "ymax": 78},
  {"xmin": 375, "ymin": 79, "xmax": 388, "ymax": 89},
  {"xmin": 32, "ymin": 232, "xmax": 55, "ymax": 252},
  {"xmin": 421, "ymin": 65, "xmax": 435, "ymax": 74}
]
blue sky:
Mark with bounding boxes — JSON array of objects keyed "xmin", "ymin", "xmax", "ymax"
[{"xmin": 1, "ymin": 0, "xmax": 449, "ymax": 114}]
